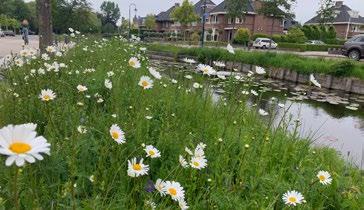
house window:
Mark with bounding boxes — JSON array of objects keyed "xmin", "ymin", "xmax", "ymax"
[
  {"xmin": 236, "ymin": 18, "xmax": 240, "ymax": 24},
  {"xmin": 213, "ymin": 15, "xmax": 218, "ymax": 23}
]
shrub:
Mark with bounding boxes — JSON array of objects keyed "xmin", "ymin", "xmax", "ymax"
[
  {"xmin": 251, "ymin": 33, "xmax": 270, "ymax": 40},
  {"xmin": 286, "ymin": 27, "xmax": 307, "ymax": 43},
  {"xmin": 330, "ymin": 60, "xmax": 354, "ymax": 76},
  {"xmin": 272, "ymin": 34, "xmax": 286, "ymax": 42},
  {"xmin": 191, "ymin": 32, "xmax": 200, "ymax": 42},
  {"xmin": 234, "ymin": 28, "xmax": 250, "ymax": 45}
]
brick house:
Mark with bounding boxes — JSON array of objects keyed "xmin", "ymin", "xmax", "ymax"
[
  {"xmin": 305, "ymin": 1, "xmax": 364, "ymax": 39},
  {"xmin": 154, "ymin": 0, "xmax": 285, "ymax": 42},
  {"xmin": 205, "ymin": 0, "xmax": 284, "ymax": 41}
]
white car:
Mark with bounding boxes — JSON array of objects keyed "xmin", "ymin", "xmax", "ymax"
[{"xmin": 253, "ymin": 38, "xmax": 278, "ymax": 49}]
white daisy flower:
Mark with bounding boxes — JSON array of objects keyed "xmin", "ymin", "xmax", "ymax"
[
  {"xmin": 178, "ymin": 199, "xmax": 189, "ymax": 210},
  {"xmin": 250, "ymin": 90, "xmax": 258, "ymax": 96},
  {"xmin": 190, "ymin": 156, "xmax": 207, "ymax": 170},
  {"xmin": 171, "ymin": 79, "xmax": 178, "ymax": 84},
  {"xmin": 46, "ymin": 46, "xmax": 56, "ymax": 53},
  {"xmin": 138, "ymin": 76, "xmax": 154, "ymax": 89},
  {"xmin": 227, "ymin": 43, "xmax": 235, "ymax": 54},
  {"xmin": 197, "ymin": 64, "xmax": 216, "ymax": 76},
  {"xmin": 317, "ymin": 171, "xmax": 332, "ymax": 185},
  {"xmin": 185, "ymin": 147, "xmax": 193, "ymax": 156},
  {"xmin": 148, "ymin": 67, "xmax": 162, "ymax": 80},
  {"xmin": 41, "ymin": 53, "xmax": 50, "ymax": 60},
  {"xmin": 145, "ymin": 116, "xmax": 153, "ymax": 120},
  {"xmin": 104, "ymin": 79, "xmax": 112, "ymax": 90},
  {"xmin": 182, "ymin": 58, "xmax": 196, "ymax": 64},
  {"xmin": 184, "ymin": 75, "xmax": 193, "ymax": 80},
  {"xmin": 69, "ymin": 28, "xmax": 74, "ymax": 32},
  {"xmin": 129, "ymin": 57, "xmax": 141, "ymax": 69},
  {"xmin": 144, "ymin": 145, "xmax": 161, "ymax": 158},
  {"xmin": 127, "ymin": 158, "xmax": 149, "ymax": 177},
  {"xmin": 0, "ymin": 124, "xmax": 50, "ymax": 167},
  {"xmin": 193, "ymin": 82, "xmax": 201, "ymax": 89},
  {"xmin": 310, "ymin": 74, "xmax": 321, "ymax": 88},
  {"xmin": 256, "ymin": 66, "xmax": 266, "ymax": 74},
  {"xmin": 163, "ymin": 181, "xmax": 185, "ymax": 201},
  {"xmin": 109, "ymin": 124, "xmax": 126, "ymax": 144},
  {"xmin": 77, "ymin": 85, "xmax": 88, "ymax": 92},
  {"xmin": 77, "ymin": 125, "xmax": 87, "ymax": 134},
  {"xmin": 15, "ymin": 58, "xmax": 24, "ymax": 67},
  {"xmin": 213, "ymin": 61, "xmax": 226, "ymax": 68},
  {"xmin": 39, "ymin": 89, "xmax": 56, "ymax": 102},
  {"xmin": 282, "ymin": 190, "xmax": 305, "ymax": 206},
  {"xmin": 216, "ymin": 73, "xmax": 226, "ymax": 80},
  {"xmin": 179, "ymin": 155, "xmax": 189, "ymax": 168},
  {"xmin": 107, "ymin": 71, "xmax": 115, "ymax": 77},
  {"xmin": 259, "ymin": 109, "xmax": 269, "ymax": 116},
  {"xmin": 155, "ymin": 179, "xmax": 166, "ymax": 196}
]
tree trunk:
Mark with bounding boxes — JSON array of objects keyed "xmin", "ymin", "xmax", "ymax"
[
  {"xmin": 231, "ymin": 19, "xmax": 236, "ymax": 44},
  {"xmin": 269, "ymin": 17, "xmax": 274, "ymax": 51},
  {"xmin": 37, "ymin": 0, "xmax": 53, "ymax": 53}
]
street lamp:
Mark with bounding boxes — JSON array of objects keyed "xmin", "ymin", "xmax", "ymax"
[
  {"xmin": 129, "ymin": 3, "xmax": 137, "ymax": 40},
  {"xmin": 200, "ymin": 0, "xmax": 207, "ymax": 48}
]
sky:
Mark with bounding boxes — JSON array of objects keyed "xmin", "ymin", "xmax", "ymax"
[{"xmin": 86, "ymin": 0, "xmax": 364, "ymax": 24}]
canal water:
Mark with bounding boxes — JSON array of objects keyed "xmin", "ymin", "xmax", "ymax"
[{"xmin": 151, "ymin": 59, "xmax": 364, "ymax": 169}]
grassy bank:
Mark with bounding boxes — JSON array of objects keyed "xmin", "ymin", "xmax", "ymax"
[
  {"xmin": 0, "ymin": 37, "xmax": 362, "ymax": 209},
  {"xmin": 147, "ymin": 44, "xmax": 364, "ymax": 80}
]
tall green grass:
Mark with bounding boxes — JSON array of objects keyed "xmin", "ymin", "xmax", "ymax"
[
  {"xmin": 0, "ymin": 38, "xmax": 362, "ymax": 209},
  {"xmin": 147, "ymin": 44, "xmax": 364, "ymax": 80}
]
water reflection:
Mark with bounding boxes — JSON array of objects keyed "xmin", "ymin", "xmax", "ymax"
[{"xmin": 152, "ymin": 60, "xmax": 364, "ymax": 169}]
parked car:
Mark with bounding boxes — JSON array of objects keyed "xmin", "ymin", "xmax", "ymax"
[
  {"xmin": 0, "ymin": 30, "xmax": 4, "ymax": 37},
  {"xmin": 306, "ymin": 40, "xmax": 325, "ymax": 45},
  {"xmin": 3, "ymin": 30, "xmax": 15, "ymax": 36},
  {"xmin": 342, "ymin": 34, "xmax": 364, "ymax": 61},
  {"xmin": 253, "ymin": 38, "xmax": 278, "ymax": 49}
]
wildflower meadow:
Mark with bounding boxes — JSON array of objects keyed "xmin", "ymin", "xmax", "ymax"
[{"xmin": 0, "ymin": 34, "xmax": 363, "ymax": 209}]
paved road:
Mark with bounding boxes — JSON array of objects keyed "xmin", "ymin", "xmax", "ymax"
[{"xmin": 0, "ymin": 35, "xmax": 39, "ymax": 57}]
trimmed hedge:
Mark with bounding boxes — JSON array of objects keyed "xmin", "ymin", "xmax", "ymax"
[
  {"xmin": 147, "ymin": 44, "xmax": 364, "ymax": 80},
  {"xmin": 278, "ymin": 42, "xmax": 342, "ymax": 52}
]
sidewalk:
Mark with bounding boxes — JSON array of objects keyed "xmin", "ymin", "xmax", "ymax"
[{"xmin": 0, "ymin": 35, "xmax": 39, "ymax": 57}]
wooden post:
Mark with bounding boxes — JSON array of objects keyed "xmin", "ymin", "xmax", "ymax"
[{"xmin": 37, "ymin": 0, "xmax": 53, "ymax": 53}]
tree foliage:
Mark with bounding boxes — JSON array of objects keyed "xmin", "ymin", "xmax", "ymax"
[
  {"xmin": 100, "ymin": 1, "xmax": 120, "ymax": 27},
  {"xmin": 171, "ymin": 0, "xmax": 198, "ymax": 40},
  {"xmin": 285, "ymin": 27, "xmax": 307, "ymax": 43},
  {"xmin": 317, "ymin": 0, "xmax": 335, "ymax": 25},
  {"xmin": 144, "ymin": 14, "xmax": 156, "ymax": 30},
  {"xmin": 234, "ymin": 28, "xmax": 250, "ymax": 45},
  {"xmin": 226, "ymin": 0, "xmax": 250, "ymax": 20},
  {"xmin": 171, "ymin": 0, "xmax": 198, "ymax": 27}
]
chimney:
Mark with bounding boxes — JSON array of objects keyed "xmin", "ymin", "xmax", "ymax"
[{"xmin": 335, "ymin": 1, "xmax": 343, "ymax": 8}]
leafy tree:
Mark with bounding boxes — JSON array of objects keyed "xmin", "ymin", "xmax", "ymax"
[
  {"xmin": 234, "ymin": 28, "xmax": 250, "ymax": 45},
  {"xmin": 317, "ymin": 0, "xmax": 335, "ymax": 25},
  {"xmin": 171, "ymin": 0, "xmax": 198, "ymax": 41},
  {"xmin": 327, "ymin": 25, "xmax": 336, "ymax": 39},
  {"xmin": 285, "ymin": 27, "xmax": 307, "ymax": 43},
  {"xmin": 258, "ymin": 0, "xmax": 296, "ymax": 48},
  {"xmin": 100, "ymin": 1, "xmax": 120, "ymax": 27},
  {"xmin": 226, "ymin": 0, "xmax": 249, "ymax": 43},
  {"xmin": 144, "ymin": 14, "xmax": 156, "ymax": 30},
  {"xmin": 52, "ymin": 0, "xmax": 101, "ymax": 34}
]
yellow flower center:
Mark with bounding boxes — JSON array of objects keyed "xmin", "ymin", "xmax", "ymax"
[
  {"xmin": 148, "ymin": 150, "xmax": 155, "ymax": 156},
  {"xmin": 111, "ymin": 132, "xmax": 119, "ymax": 139},
  {"xmin": 288, "ymin": 196, "xmax": 297, "ymax": 203},
  {"xmin": 142, "ymin": 81, "xmax": 149, "ymax": 87},
  {"xmin": 319, "ymin": 175, "xmax": 326, "ymax": 181},
  {"xmin": 168, "ymin": 188, "xmax": 177, "ymax": 196},
  {"xmin": 132, "ymin": 163, "xmax": 142, "ymax": 171},
  {"xmin": 43, "ymin": 95, "xmax": 51, "ymax": 101},
  {"xmin": 193, "ymin": 161, "xmax": 200, "ymax": 167},
  {"xmin": 9, "ymin": 142, "xmax": 32, "ymax": 154},
  {"xmin": 203, "ymin": 68, "xmax": 208, "ymax": 73},
  {"xmin": 129, "ymin": 60, "xmax": 135, "ymax": 67}
]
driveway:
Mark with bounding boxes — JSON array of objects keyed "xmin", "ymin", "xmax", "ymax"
[{"xmin": 0, "ymin": 35, "xmax": 39, "ymax": 57}]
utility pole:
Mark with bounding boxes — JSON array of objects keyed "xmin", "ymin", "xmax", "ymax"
[
  {"xmin": 200, "ymin": 0, "xmax": 207, "ymax": 47},
  {"xmin": 37, "ymin": 0, "xmax": 53, "ymax": 53}
]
